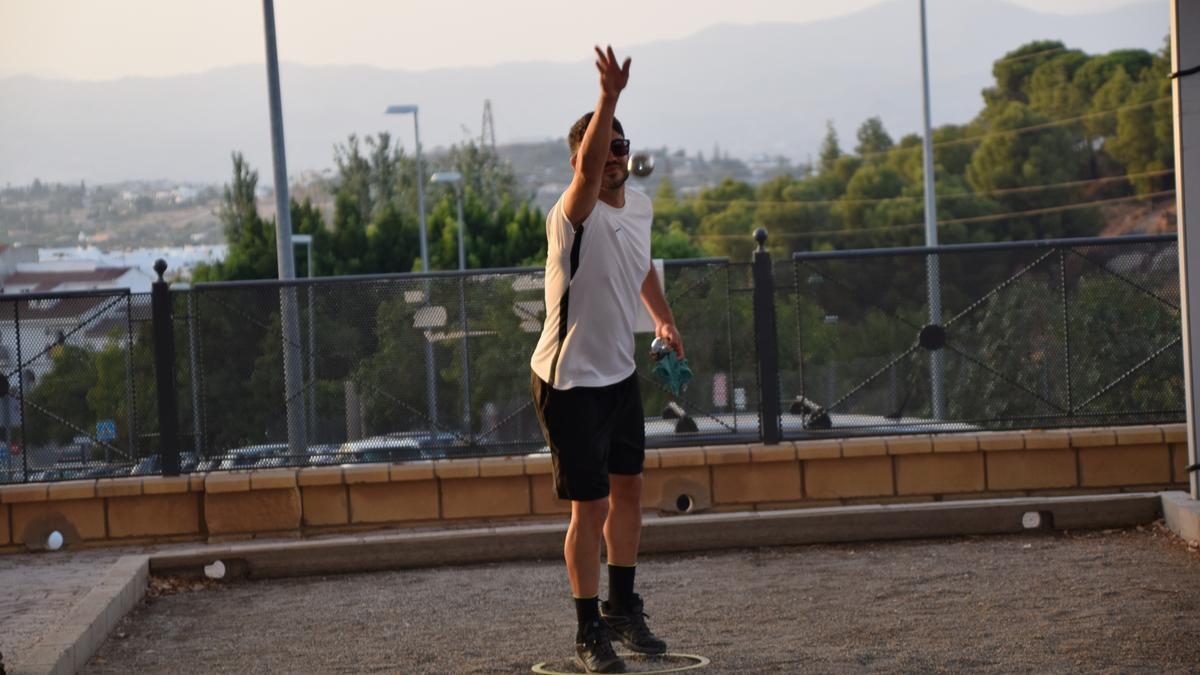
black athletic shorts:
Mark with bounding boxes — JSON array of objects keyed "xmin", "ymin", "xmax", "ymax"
[{"xmin": 531, "ymin": 369, "xmax": 646, "ymax": 502}]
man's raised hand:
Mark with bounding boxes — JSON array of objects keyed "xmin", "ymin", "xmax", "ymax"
[{"xmin": 594, "ymin": 45, "xmax": 631, "ymax": 100}]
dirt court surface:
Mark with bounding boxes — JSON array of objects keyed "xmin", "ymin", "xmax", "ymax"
[{"xmin": 85, "ymin": 526, "xmax": 1200, "ymax": 674}]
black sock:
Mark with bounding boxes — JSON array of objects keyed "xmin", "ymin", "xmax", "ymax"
[
  {"xmin": 575, "ymin": 596, "xmax": 600, "ymax": 637},
  {"xmin": 607, "ymin": 563, "xmax": 636, "ymax": 612}
]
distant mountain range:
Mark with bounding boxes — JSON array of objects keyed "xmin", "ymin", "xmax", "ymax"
[{"xmin": 0, "ymin": 0, "xmax": 1166, "ymax": 186}]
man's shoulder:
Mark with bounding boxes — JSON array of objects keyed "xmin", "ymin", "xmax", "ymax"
[{"xmin": 627, "ymin": 187, "xmax": 652, "ymax": 209}]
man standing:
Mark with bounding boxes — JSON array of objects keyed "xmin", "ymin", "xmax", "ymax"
[{"xmin": 530, "ymin": 46, "xmax": 684, "ymax": 674}]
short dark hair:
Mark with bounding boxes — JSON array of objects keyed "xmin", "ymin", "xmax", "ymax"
[{"xmin": 568, "ymin": 112, "xmax": 625, "ymax": 157}]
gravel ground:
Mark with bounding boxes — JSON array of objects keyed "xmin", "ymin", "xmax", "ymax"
[{"xmin": 85, "ymin": 525, "xmax": 1200, "ymax": 674}]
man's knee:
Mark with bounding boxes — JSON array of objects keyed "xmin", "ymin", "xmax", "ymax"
[
  {"xmin": 609, "ymin": 474, "xmax": 643, "ymax": 509},
  {"xmin": 572, "ymin": 497, "xmax": 609, "ymax": 530}
]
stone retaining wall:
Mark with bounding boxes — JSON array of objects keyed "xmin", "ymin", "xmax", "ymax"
[{"xmin": 0, "ymin": 424, "xmax": 1187, "ymax": 553}]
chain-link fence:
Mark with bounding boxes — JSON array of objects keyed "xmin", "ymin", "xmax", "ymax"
[
  {"xmin": 0, "ymin": 290, "xmax": 152, "ymax": 483},
  {"xmin": 779, "ymin": 235, "xmax": 1183, "ymax": 437},
  {"xmin": 0, "ymin": 234, "xmax": 1186, "ymax": 482},
  {"xmin": 177, "ymin": 258, "xmax": 750, "ymax": 473}
]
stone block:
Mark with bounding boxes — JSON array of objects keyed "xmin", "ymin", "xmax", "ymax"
[
  {"xmin": 108, "ymin": 493, "xmax": 201, "ymax": 538},
  {"xmin": 391, "ymin": 461, "xmax": 436, "ymax": 481},
  {"xmin": 643, "ymin": 449, "xmax": 661, "ymax": 470},
  {"xmin": 301, "ymin": 484, "xmax": 349, "ymax": 526},
  {"xmin": 794, "ymin": 439, "xmax": 841, "ymax": 460},
  {"xmin": 1160, "ymin": 424, "xmax": 1187, "ymax": 444},
  {"xmin": 1079, "ymin": 444, "xmax": 1171, "ymax": 487},
  {"xmin": 204, "ymin": 488, "xmax": 301, "ymax": 534},
  {"xmin": 975, "ymin": 431, "xmax": 1025, "ymax": 451},
  {"xmin": 895, "ymin": 453, "xmax": 984, "ymax": 495},
  {"xmin": 435, "ymin": 458, "xmax": 480, "ymax": 479},
  {"xmin": 749, "ymin": 443, "xmax": 795, "ymax": 463},
  {"xmin": 1173, "ymin": 444, "xmax": 1190, "ymax": 484},
  {"xmin": 530, "ymin": 474, "xmax": 571, "ymax": 515},
  {"xmin": 704, "ymin": 445, "xmax": 750, "ymax": 465},
  {"xmin": 47, "ymin": 480, "xmax": 96, "ymax": 501},
  {"xmin": 297, "ymin": 466, "xmax": 344, "ymax": 487},
  {"xmin": 342, "ymin": 464, "xmax": 389, "ymax": 484},
  {"xmin": 885, "ymin": 436, "xmax": 932, "ymax": 455},
  {"xmin": 96, "ymin": 477, "xmax": 142, "ymax": 498},
  {"xmin": 1070, "ymin": 428, "xmax": 1117, "ymax": 448},
  {"xmin": 478, "ymin": 456, "xmax": 526, "ymax": 478},
  {"xmin": 932, "ymin": 434, "xmax": 979, "ymax": 453},
  {"xmin": 986, "ymin": 449, "xmax": 1077, "ymax": 491},
  {"xmin": 804, "ymin": 456, "xmax": 893, "ymax": 499},
  {"xmin": 142, "ymin": 476, "xmax": 191, "ymax": 495},
  {"xmin": 1115, "ymin": 425, "xmax": 1164, "ymax": 445},
  {"xmin": 205, "ymin": 472, "xmax": 251, "ymax": 493},
  {"xmin": 348, "ymin": 481, "xmax": 439, "ymax": 523},
  {"xmin": 840, "ymin": 437, "xmax": 886, "ymax": 457},
  {"xmin": 1022, "ymin": 429, "xmax": 1072, "ymax": 450},
  {"xmin": 712, "ymin": 461, "xmax": 801, "ymax": 505},
  {"xmin": 657, "ymin": 447, "xmax": 706, "ymax": 468},
  {"xmin": 250, "ymin": 469, "xmax": 297, "ymax": 490},
  {"xmin": 643, "ymin": 466, "xmax": 711, "ymax": 512},
  {"xmin": 12, "ymin": 498, "xmax": 106, "ymax": 544},
  {"xmin": 441, "ymin": 476, "xmax": 531, "ymax": 519},
  {"xmin": 0, "ymin": 483, "xmax": 47, "ymax": 503},
  {"xmin": 524, "ymin": 453, "xmax": 553, "ymax": 476}
]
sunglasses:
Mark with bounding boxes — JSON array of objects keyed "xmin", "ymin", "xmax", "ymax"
[{"xmin": 610, "ymin": 138, "xmax": 631, "ymax": 156}]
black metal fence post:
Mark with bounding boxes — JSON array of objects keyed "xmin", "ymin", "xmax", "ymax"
[
  {"xmin": 151, "ymin": 260, "xmax": 180, "ymax": 476},
  {"xmin": 752, "ymin": 229, "xmax": 783, "ymax": 444}
]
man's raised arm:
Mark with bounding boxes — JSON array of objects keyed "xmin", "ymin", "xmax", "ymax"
[{"xmin": 563, "ymin": 45, "xmax": 630, "ymax": 226}]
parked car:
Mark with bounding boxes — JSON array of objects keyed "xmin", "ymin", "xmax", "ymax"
[
  {"xmin": 218, "ymin": 444, "xmax": 288, "ymax": 471},
  {"xmin": 131, "ymin": 452, "xmax": 201, "ymax": 476},
  {"xmin": 338, "ymin": 436, "xmax": 430, "ymax": 464},
  {"xmin": 305, "ymin": 444, "xmax": 342, "ymax": 466}
]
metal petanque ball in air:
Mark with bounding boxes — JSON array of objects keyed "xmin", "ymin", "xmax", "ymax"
[{"xmin": 628, "ymin": 152, "xmax": 655, "ymax": 178}]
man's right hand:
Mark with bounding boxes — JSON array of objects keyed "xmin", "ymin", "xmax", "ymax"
[
  {"xmin": 594, "ymin": 45, "xmax": 630, "ymax": 101},
  {"xmin": 564, "ymin": 45, "xmax": 631, "ymax": 226}
]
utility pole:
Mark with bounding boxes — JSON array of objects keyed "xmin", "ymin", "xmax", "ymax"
[{"xmin": 262, "ymin": 0, "xmax": 307, "ymax": 457}]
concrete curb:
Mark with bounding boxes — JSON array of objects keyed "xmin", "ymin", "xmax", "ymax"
[
  {"xmin": 151, "ymin": 492, "xmax": 1163, "ymax": 579},
  {"xmin": 1161, "ymin": 490, "xmax": 1200, "ymax": 543},
  {"xmin": 10, "ymin": 555, "xmax": 149, "ymax": 675}
]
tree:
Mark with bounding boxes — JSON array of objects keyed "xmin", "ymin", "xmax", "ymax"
[
  {"xmin": 818, "ymin": 121, "xmax": 842, "ymax": 174},
  {"xmin": 966, "ymin": 102, "xmax": 1096, "ymax": 240},
  {"xmin": 855, "ymin": 117, "xmax": 894, "ymax": 158}
]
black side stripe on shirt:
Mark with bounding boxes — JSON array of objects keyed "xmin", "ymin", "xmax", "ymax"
[{"xmin": 547, "ymin": 225, "xmax": 583, "ymax": 387}]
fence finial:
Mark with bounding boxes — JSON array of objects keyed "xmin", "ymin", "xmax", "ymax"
[
  {"xmin": 754, "ymin": 228, "xmax": 768, "ymax": 253},
  {"xmin": 153, "ymin": 259, "xmax": 168, "ymax": 282}
]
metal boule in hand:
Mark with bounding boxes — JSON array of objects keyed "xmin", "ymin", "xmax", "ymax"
[
  {"xmin": 650, "ymin": 336, "xmax": 671, "ymax": 360},
  {"xmin": 628, "ymin": 152, "xmax": 655, "ymax": 178}
]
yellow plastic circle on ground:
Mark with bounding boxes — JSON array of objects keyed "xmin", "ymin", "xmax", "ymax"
[{"xmin": 531, "ymin": 652, "xmax": 710, "ymax": 674}]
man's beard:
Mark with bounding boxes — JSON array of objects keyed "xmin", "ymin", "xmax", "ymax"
[{"xmin": 602, "ymin": 166, "xmax": 630, "ymax": 191}]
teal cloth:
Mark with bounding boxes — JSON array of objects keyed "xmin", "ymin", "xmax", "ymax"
[{"xmin": 652, "ymin": 352, "xmax": 693, "ymax": 397}]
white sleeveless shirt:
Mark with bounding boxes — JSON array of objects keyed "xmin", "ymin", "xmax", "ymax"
[{"xmin": 530, "ymin": 188, "xmax": 653, "ymax": 389}]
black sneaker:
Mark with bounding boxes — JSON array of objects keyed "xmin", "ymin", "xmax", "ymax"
[
  {"xmin": 576, "ymin": 619, "xmax": 626, "ymax": 673},
  {"xmin": 601, "ymin": 594, "xmax": 668, "ymax": 655}
]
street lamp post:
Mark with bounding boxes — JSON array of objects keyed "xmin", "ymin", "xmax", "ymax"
[
  {"xmin": 293, "ymin": 234, "xmax": 317, "ymax": 441},
  {"xmin": 919, "ymin": 0, "xmax": 946, "ymax": 421},
  {"xmin": 385, "ymin": 104, "xmax": 438, "ymax": 431},
  {"xmin": 261, "ymin": 0, "xmax": 307, "ymax": 457},
  {"xmin": 431, "ymin": 171, "xmax": 470, "ymax": 438}
]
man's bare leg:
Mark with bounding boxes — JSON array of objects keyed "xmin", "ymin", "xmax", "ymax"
[
  {"xmin": 601, "ymin": 472, "xmax": 666, "ymax": 653},
  {"xmin": 604, "ymin": 473, "xmax": 643, "ymax": 564},
  {"xmin": 566, "ymin": 497, "xmax": 609, "ymax": 597}
]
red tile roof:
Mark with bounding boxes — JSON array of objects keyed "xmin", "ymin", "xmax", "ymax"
[{"xmin": 2, "ymin": 267, "xmax": 132, "ymax": 293}]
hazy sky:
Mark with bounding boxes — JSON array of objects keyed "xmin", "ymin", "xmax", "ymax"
[{"xmin": 0, "ymin": 0, "xmax": 1147, "ymax": 81}]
